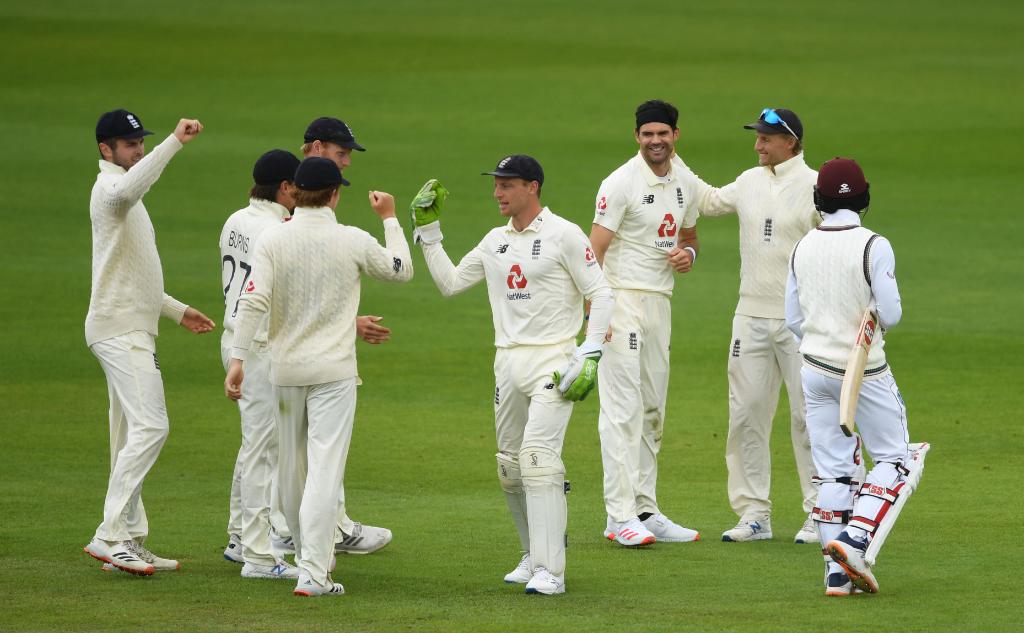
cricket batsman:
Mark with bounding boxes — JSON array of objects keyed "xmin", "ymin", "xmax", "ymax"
[
  {"xmin": 786, "ymin": 157, "xmax": 919, "ymax": 596},
  {"xmin": 411, "ymin": 156, "xmax": 614, "ymax": 595}
]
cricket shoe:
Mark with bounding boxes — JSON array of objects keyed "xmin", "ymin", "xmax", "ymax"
[
  {"xmin": 826, "ymin": 532, "xmax": 878, "ymax": 594},
  {"xmin": 721, "ymin": 517, "xmax": 773, "ymax": 542},
  {"xmin": 605, "ymin": 517, "xmax": 656, "ymax": 547},
  {"xmin": 130, "ymin": 539, "xmax": 180, "ymax": 571},
  {"xmin": 224, "ymin": 533, "xmax": 244, "ymax": 563},
  {"xmin": 642, "ymin": 513, "xmax": 700, "ymax": 543},
  {"xmin": 794, "ymin": 514, "xmax": 818, "ymax": 544},
  {"xmin": 242, "ymin": 560, "xmax": 300, "ymax": 580},
  {"xmin": 335, "ymin": 522, "xmax": 392, "ymax": 555},
  {"xmin": 825, "ymin": 569, "xmax": 854, "ymax": 597},
  {"xmin": 525, "ymin": 567, "xmax": 565, "ymax": 595},
  {"xmin": 504, "ymin": 553, "xmax": 532, "ymax": 584},
  {"xmin": 293, "ymin": 571, "xmax": 345, "ymax": 597},
  {"xmin": 84, "ymin": 538, "xmax": 154, "ymax": 576},
  {"xmin": 270, "ymin": 529, "xmax": 295, "ymax": 555}
]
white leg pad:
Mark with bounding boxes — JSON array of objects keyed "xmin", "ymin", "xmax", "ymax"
[
  {"xmin": 497, "ymin": 452, "xmax": 530, "ymax": 552},
  {"xmin": 864, "ymin": 442, "xmax": 929, "ymax": 565},
  {"xmin": 520, "ymin": 446, "xmax": 566, "ymax": 577}
]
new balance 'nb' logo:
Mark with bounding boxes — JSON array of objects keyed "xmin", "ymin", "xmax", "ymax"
[
  {"xmin": 641, "ymin": 194, "xmax": 655, "ymax": 204},
  {"xmin": 496, "ymin": 244, "xmax": 509, "ymax": 254}
]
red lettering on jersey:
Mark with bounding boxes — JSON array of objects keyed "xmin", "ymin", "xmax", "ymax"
[
  {"xmin": 658, "ymin": 214, "xmax": 677, "ymax": 238},
  {"xmin": 507, "ymin": 264, "xmax": 527, "ymax": 289}
]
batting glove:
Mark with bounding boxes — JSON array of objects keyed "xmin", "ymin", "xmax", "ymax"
[
  {"xmin": 553, "ymin": 341, "xmax": 602, "ymax": 402},
  {"xmin": 410, "ymin": 178, "xmax": 449, "ymax": 245}
]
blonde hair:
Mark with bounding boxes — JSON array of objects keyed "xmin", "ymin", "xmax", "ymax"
[{"xmin": 292, "ymin": 187, "xmax": 336, "ymax": 208}]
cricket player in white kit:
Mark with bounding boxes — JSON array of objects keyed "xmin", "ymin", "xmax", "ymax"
[
  {"xmin": 786, "ymin": 157, "xmax": 910, "ymax": 596},
  {"xmin": 219, "ymin": 150, "xmax": 301, "ymax": 580},
  {"xmin": 300, "ymin": 117, "xmax": 394, "ymax": 555},
  {"xmin": 83, "ymin": 110, "xmax": 215, "ymax": 576},
  {"xmin": 412, "ymin": 155, "xmax": 614, "ymax": 595},
  {"xmin": 226, "ymin": 157, "xmax": 412, "ymax": 597},
  {"xmin": 693, "ymin": 108, "xmax": 820, "ymax": 544},
  {"xmin": 590, "ymin": 100, "xmax": 703, "ymax": 546}
]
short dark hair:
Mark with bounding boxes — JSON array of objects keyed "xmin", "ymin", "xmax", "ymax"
[
  {"xmin": 249, "ymin": 182, "xmax": 281, "ymax": 203},
  {"xmin": 293, "ymin": 187, "xmax": 336, "ymax": 208},
  {"xmin": 98, "ymin": 137, "xmax": 119, "ymax": 158}
]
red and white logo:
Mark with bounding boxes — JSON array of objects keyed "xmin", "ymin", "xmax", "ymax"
[
  {"xmin": 869, "ymin": 484, "xmax": 886, "ymax": 497},
  {"xmin": 658, "ymin": 213, "xmax": 677, "ymax": 238},
  {"xmin": 863, "ymin": 320, "xmax": 876, "ymax": 345},
  {"xmin": 597, "ymin": 196, "xmax": 607, "ymax": 210},
  {"xmin": 819, "ymin": 510, "xmax": 835, "ymax": 522},
  {"xmin": 585, "ymin": 247, "xmax": 596, "ymax": 263},
  {"xmin": 245, "ymin": 280, "xmax": 255, "ymax": 293},
  {"xmin": 507, "ymin": 264, "xmax": 527, "ymax": 289}
]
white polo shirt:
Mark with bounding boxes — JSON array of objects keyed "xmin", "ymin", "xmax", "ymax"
[
  {"xmin": 593, "ymin": 152, "xmax": 707, "ymax": 296},
  {"xmin": 219, "ymin": 198, "xmax": 289, "ymax": 348},
  {"xmin": 422, "ymin": 207, "xmax": 611, "ymax": 348}
]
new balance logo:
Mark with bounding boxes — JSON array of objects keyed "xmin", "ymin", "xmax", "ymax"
[
  {"xmin": 658, "ymin": 214, "xmax": 677, "ymax": 238},
  {"xmin": 641, "ymin": 194, "xmax": 655, "ymax": 205},
  {"xmin": 494, "ymin": 386, "xmax": 500, "ymax": 405},
  {"xmin": 544, "ymin": 383, "xmax": 555, "ymax": 390},
  {"xmin": 496, "ymin": 244, "xmax": 509, "ymax": 254},
  {"xmin": 763, "ymin": 218, "xmax": 773, "ymax": 241},
  {"xmin": 507, "ymin": 264, "xmax": 527, "ymax": 289},
  {"xmin": 732, "ymin": 339, "xmax": 740, "ymax": 357},
  {"xmin": 153, "ymin": 354, "xmax": 161, "ymax": 370},
  {"xmin": 392, "ymin": 257, "xmax": 403, "ymax": 272}
]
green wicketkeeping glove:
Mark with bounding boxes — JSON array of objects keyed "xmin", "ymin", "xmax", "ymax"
[
  {"xmin": 553, "ymin": 342, "xmax": 602, "ymax": 402},
  {"xmin": 410, "ymin": 178, "xmax": 449, "ymax": 227}
]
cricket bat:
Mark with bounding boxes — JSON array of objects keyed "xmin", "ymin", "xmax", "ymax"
[{"xmin": 838, "ymin": 308, "xmax": 879, "ymax": 437}]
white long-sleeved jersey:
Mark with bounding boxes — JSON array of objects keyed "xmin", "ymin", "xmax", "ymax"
[
  {"xmin": 85, "ymin": 134, "xmax": 188, "ymax": 345},
  {"xmin": 593, "ymin": 152, "xmax": 707, "ymax": 296},
  {"xmin": 786, "ymin": 209, "xmax": 902, "ymax": 377},
  {"xmin": 231, "ymin": 208, "xmax": 412, "ymax": 386},
  {"xmin": 422, "ymin": 207, "xmax": 612, "ymax": 348},
  {"xmin": 219, "ymin": 198, "xmax": 289, "ymax": 348},
  {"xmin": 695, "ymin": 152, "xmax": 819, "ymax": 319}
]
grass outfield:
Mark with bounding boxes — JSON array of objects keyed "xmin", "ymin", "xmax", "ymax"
[{"xmin": 1, "ymin": 1, "xmax": 1021, "ymax": 631}]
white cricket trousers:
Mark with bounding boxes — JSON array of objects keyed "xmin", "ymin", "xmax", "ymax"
[
  {"xmin": 725, "ymin": 315, "xmax": 817, "ymax": 520},
  {"xmin": 598, "ymin": 289, "xmax": 671, "ymax": 523},
  {"xmin": 221, "ymin": 342, "xmax": 280, "ymax": 565},
  {"xmin": 276, "ymin": 379, "xmax": 357, "ymax": 585},
  {"xmin": 494, "ymin": 343, "xmax": 574, "ymax": 577},
  {"xmin": 89, "ymin": 331, "xmax": 168, "ymax": 543},
  {"xmin": 802, "ymin": 366, "xmax": 910, "ymax": 544}
]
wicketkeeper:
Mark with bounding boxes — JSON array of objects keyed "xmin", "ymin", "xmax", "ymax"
[
  {"xmin": 410, "ymin": 156, "xmax": 614, "ymax": 595},
  {"xmin": 786, "ymin": 157, "xmax": 924, "ymax": 596}
]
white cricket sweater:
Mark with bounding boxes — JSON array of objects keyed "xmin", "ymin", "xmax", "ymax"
[
  {"xmin": 219, "ymin": 198, "xmax": 289, "ymax": 348},
  {"xmin": 85, "ymin": 134, "xmax": 188, "ymax": 346},
  {"xmin": 231, "ymin": 208, "xmax": 412, "ymax": 386},
  {"xmin": 788, "ymin": 210, "xmax": 900, "ymax": 376},
  {"xmin": 593, "ymin": 152, "xmax": 707, "ymax": 297},
  {"xmin": 696, "ymin": 153, "xmax": 819, "ymax": 319}
]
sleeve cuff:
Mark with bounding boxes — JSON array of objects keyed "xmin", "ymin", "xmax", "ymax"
[
  {"xmin": 161, "ymin": 295, "xmax": 188, "ymax": 323},
  {"xmin": 230, "ymin": 347, "xmax": 248, "ymax": 362},
  {"xmin": 382, "ymin": 217, "xmax": 401, "ymax": 229}
]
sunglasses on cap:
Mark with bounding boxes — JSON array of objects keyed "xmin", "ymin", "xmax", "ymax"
[{"xmin": 760, "ymin": 108, "xmax": 800, "ymax": 140}]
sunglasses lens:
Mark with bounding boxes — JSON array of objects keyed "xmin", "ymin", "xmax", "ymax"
[{"xmin": 762, "ymin": 109, "xmax": 780, "ymax": 124}]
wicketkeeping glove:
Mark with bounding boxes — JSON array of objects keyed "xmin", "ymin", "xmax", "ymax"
[
  {"xmin": 409, "ymin": 178, "xmax": 449, "ymax": 245},
  {"xmin": 553, "ymin": 341, "xmax": 602, "ymax": 401}
]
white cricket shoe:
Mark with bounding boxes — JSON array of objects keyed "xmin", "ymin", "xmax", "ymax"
[
  {"xmin": 721, "ymin": 517, "xmax": 773, "ymax": 542},
  {"xmin": 642, "ymin": 513, "xmax": 700, "ymax": 543},
  {"xmin": 503, "ymin": 553, "xmax": 532, "ymax": 584},
  {"xmin": 84, "ymin": 538, "xmax": 154, "ymax": 576},
  {"xmin": 794, "ymin": 514, "xmax": 818, "ymax": 544},
  {"xmin": 605, "ymin": 518, "xmax": 656, "ymax": 547},
  {"xmin": 335, "ymin": 522, "xmax": 392, "ymax": 555},
  {"xmin": 224, "ymin": 533, "xmax": 244, "ymax": 563},
  {"xmin": 525, "ymin": 567, "xmax": 565, "ymax": 595},
  {"xmin": 242, "ymin": 560, "xmax": 300, "ymax": 580},
  {"xmin": 130, "ymin": 539, "xmax": 180, "ymax": 571},
  {"xmin": 270, "ymin": 529, "xmax": 295, "ymax": 555},
  {"xmin": 825, "ymin": 569, "xmax": 854, "ymax": 597},
  {"xmin": 293, "ymin": 571, "xmax": 345, "ymax": 597},
  {"xmin": 826, "ymin": 532, "xmax": 878, "ymax": 594}
]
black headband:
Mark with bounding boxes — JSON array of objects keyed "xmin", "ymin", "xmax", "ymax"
[{"xmin": 635, "ymin": 102, "xmax": 678, "ymax": 129}]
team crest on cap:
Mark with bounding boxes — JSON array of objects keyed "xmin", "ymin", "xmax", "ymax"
[
  {"xmin": 126, "ymin": 114, "xmax": 140, "ymax": 129},
  {"xmin": 839, "ymin": 183, "xmax": 851, "ymax": 194},
  {"xmin": 498, "ymin": 156, "xmax": 512, "ymax": 169}
]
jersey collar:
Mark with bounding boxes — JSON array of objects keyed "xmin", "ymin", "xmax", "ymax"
[
  {"xmin": 292, "ymin": 206, "xmax": 337, "ymax": 222},
  {"xmin": 504, "ymin": 206, "xmax": 550, "ymax": 234},
  {"xmin": 766, "ymin": 152, "xmax": 807, "ymax": 179},
  {"xmin": 249, "ymin": 198, "xmax": 290, "ymax": 221},
  {"xmin": 98, "ymin": 159, "xmax": 126, "ymax": 175},
  {"xmin": 819, "ymin": 208, "xmax": 862, "ymax": 228}
]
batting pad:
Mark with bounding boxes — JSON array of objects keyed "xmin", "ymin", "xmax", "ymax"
[
  {"xmin": 497, "ymin": 452, "xmax": 530, "ymax": 551},
  {"xmin": 521, "ymin": 446, "xmax": 566, "ymax": 577},
  {"xmin": 865, "ymin": 442, "xmax": 930, "ymax": 566}
]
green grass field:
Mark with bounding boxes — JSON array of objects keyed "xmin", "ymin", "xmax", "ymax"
[{"xmin": 1, "ymin": 1, "xmax": 1022, "ymax": 631}]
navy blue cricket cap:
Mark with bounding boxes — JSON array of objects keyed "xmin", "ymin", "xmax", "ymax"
[
  {"xmin": 253, "ymin": 150, "xmax": 301, "ymax": 186},
  {"xmin": 744, "ymin": 107, "xmax": 804, "ymax": 140},
  {"xmin": 294, "ymin": 157, "xmax": 349, "ymax": 190},
  {"xmin": 304, "ymin": 117, "xmax": 366, "ymax": 151},
  {"xmin": 482, "ymin": 154, "xmax": 544, "ymax": 187},
  {"xmin": 95, "ymin": 109, "xmax": 154, "ymax": 143}
]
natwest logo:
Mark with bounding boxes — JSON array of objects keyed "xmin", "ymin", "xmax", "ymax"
[
  {"xmin": 597, "ymin": 196, "xmax": 607, "ymax": 210},
  {"xmin": 507, "ymin": 264, "xmax": 527, "ymax": 289},
  {"xmin": 585, "ymin": 247, "xmax": 596, "ymax": 263},
  {"xmin": 658, "ymin": 214, "xmax": 677, "ymax": 238}
]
